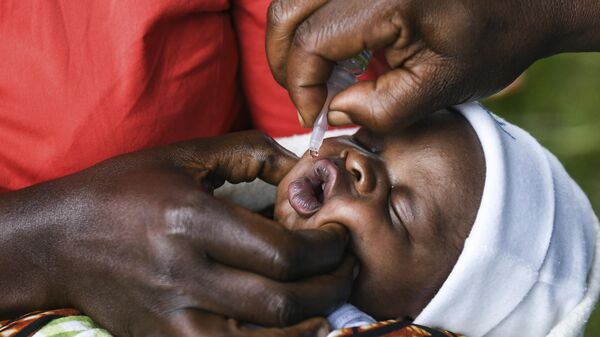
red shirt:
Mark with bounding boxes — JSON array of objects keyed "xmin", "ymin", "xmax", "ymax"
[
  {"xmin": 0, "ymin": 0, "xmax": 241, "ymax": 191},
  {"xmin": 0, "ymin": 0, "xmax": 387, "ymax": 192}
]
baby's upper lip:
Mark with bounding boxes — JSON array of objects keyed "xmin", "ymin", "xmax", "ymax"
[{"xmin": 312, "ymin": 158, "xmax": 340, "ymax": 202}]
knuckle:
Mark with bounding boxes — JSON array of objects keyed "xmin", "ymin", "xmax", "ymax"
[
  {"xmin": 251, "ymin": 130, "xmax": 275, "ymax": 147},
  {"xmin": 241, "ymin": 130, "xmax": 272, "ymax": 150},
  {"xmin": 270, "ymin": 251, "xmax": 294, "ymax": 281},
  {"xmin": 267, "ymin": 0, "xmax": 289, "ymax": 28},
  {"xmin": 292, "ymin": 20, "xmax": 313, "ymax": 50},
  {"xmin": 267, "ymin": 290, "xmax": 304, "ymax": 326},
  {"xmin": 269, "ymin": 243, "xmax": 302, "ymax": 281},
  {"xmin": 161, "ymin": 202, "xmax": 198, "ymax": 238},
  {"xmin": 150, "ymin": 248, "xmax": 189, "ymax": 290},
  {"xmin": 248, "ymin": 131, "xmax": 280, "ymax": 160}
]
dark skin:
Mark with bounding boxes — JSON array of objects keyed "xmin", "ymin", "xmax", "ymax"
[
  {"xmin": 0, "ymin": 131, "xmax": 353, "ymax": 337},
  {"xmin": 275, "ymin": 110, "xmax": 485, "ymax": 319},
  {"xmin": 266, "ymin": 0, "xmax": 600, "ymax": 132}
]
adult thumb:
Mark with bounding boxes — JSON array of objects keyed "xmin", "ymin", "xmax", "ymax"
[{"xmin": 329, "ymin": 62, "xmax": 463, "ymax": 133}]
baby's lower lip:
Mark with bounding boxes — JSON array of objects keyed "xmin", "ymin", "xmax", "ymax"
[{"xmin": 288, "ymin": 177, "xmax": 323, "ymax": 216}]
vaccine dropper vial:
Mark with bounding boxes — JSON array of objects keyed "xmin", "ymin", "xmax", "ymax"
[{"xmin": 308, "ymin": 50, "xmax": 372, "ymax": 158}]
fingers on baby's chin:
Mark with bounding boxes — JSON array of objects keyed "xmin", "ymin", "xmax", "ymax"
[{"xmin": 275, "ymin": 198, "xmax": 318, "ymax": 229}]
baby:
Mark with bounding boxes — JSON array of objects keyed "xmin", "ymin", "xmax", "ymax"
[
  {"xmin": 277, "ymin": 108, "xmax": 484, "ymax": 320},
  {"xmin": 271, "ymin": 103, "xmax": 599, "ymax": 337}
]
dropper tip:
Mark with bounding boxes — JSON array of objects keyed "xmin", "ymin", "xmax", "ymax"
[{"xmin": 309, "ymin": 149, "xmax": 319, "ymax": 158}]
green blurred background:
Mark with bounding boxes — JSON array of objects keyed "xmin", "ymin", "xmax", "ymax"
[{"xmin": 481, "ymin": 52, "xmax": 600, "ymax": 336}]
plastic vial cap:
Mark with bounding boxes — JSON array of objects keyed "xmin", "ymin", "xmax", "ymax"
[{"xmin": 336, "ymin": 50, "xmax": 372, "ymax": 76}]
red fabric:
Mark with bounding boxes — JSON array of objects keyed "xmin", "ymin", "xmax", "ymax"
[
  {"xmin": 0, "ymin": 0, "xmax": 242, "ymax": 191},
  {"xmin": 233, "ymin": 0, "xmax": 389, "ymax": 138}
]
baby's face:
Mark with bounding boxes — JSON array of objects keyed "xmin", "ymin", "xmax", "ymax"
[{"xmin": 275, "ymin": 110, "xmax": 485, "ymax": 319}]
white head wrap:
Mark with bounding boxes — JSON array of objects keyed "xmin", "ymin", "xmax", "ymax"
[{"xmin": 414, "ymin": 103, "xmax": 599, "ymax": 337}]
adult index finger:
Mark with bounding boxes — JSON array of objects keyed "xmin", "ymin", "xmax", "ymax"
[
  {"xmin": 266, "ymin": 0, "xmax": 330, "ymax": 87},
  {"xmin": 163, "ymin": 131, "xmax": 298, "ymax": 187},
  {"xmin": 191, "ymin": 197, "xmax": 349, "ymax": 281},
  {"xmin": 204, "ymin": 131, "xmax": 299, "ymax": 186},
  {"xmin": 329, "ymin": 55, "xmax": 470, "ymax": 133},
  {"xmin": 284, "ymin": 0, "xmax": 410, "ymax": 127},
  {"xmin": 184, "ymin": 254, "xmax": 355, "ymax": 326}
]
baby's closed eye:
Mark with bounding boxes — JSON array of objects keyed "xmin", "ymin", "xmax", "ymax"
[
  {"xmin": 388, "ymin": 186, "xmax": 416, "ymax": 235},
  {"xmin": 352, "ymin": 129, "xmax": 383, "ymax": 154}
]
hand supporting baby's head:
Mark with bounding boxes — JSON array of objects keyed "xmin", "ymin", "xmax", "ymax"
[{"xmin": 274, "ymin": 109, "xmax": 485, "ymax": 320}]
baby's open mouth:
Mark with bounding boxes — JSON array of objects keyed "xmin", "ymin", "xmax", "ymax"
[{"xmin": 287, "ymin": 159, "xmax": 339, "ymax": 216}]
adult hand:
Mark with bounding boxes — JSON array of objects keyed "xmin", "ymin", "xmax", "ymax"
[
  {"xmin": 266, "ymin": 0, "xmax": 600, "ymax": 132},
  {"xmin": 0, "ymin": 131, "xmax": 352, "ymax": 337}
]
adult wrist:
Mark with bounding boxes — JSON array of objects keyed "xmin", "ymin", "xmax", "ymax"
[{"xmin": 0, "ymin": 182, "xmax": 72, "ymax": 316}]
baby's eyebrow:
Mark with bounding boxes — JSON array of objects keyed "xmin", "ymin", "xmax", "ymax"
[
  {"xmin": 350, "ymin": 135, "xmax": 371, "ymax": 152},
  {"xmin": 351, "ymin": 131, "xmax": 382, "ymax": 153}
]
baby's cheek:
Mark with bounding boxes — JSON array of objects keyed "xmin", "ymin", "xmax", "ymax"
[{"xmin": 312, "ymin": 199, "xmax": 379, "ymax": 233}]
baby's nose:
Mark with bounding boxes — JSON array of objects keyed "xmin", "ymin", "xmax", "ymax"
[{"xmin": 342, "ymin": 148, "xmax": 377, "ymax": 195}]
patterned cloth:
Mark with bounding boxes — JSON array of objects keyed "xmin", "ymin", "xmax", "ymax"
[
  {"xmin": 1, "ymin": 310, "xmax": 462, "ymax": 337},
  {"xmin": 0, "ymin": 310, "xmax": 80, "ymax": 337},
  {"xmin": 329, "ymin": 319, "xmax": 464, "ymax": 337},
  {"xmin": 30, "ymin": 316, "xmax": 111, "ymax": 337}
]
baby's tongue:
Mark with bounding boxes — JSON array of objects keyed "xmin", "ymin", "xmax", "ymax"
[{"xmin": 287, "ymin": 176, "xmax": 323, "ymax": 216}]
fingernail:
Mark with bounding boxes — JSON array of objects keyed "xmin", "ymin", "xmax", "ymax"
[
  {"xmin": 353, "ymin": 265, "xmax": 360, "ymax": 279},
  {"xmin": 297, "ymin": 110, "xmax": 307, "ymax": 128},
  {"xmin": 328, "ymin": 110, "xmax": 353, "ymax": 126}
]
